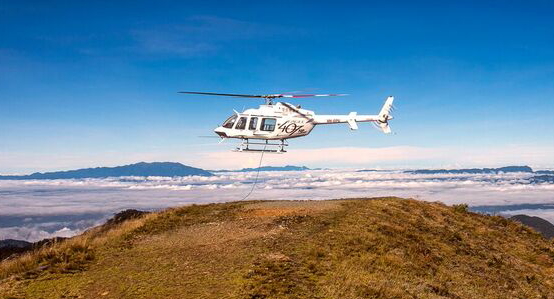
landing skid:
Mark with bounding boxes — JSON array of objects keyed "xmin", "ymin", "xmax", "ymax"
[{"xmin": 234, "ymin": 139, "xmax": 288, "ymax": 153}]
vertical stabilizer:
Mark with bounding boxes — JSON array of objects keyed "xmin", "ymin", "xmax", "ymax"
[
  {"xmin": 379, "ymin": 96, "xmax": 394, "ymax": 122},
  {"xmin": 377, "ymin": 96, "xmax": 394, "ymax": 134}
]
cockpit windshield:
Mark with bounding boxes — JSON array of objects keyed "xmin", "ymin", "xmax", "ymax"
[{"xmin": 222, "ymin": 115, "xmax": 237, "ymax": 128}]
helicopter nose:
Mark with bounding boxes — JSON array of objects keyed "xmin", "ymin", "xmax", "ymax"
[{"xmin": 214, "ymin": 127, "xmax": 228, "ymax": 137}]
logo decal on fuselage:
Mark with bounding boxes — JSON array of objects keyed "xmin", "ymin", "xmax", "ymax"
[{"xmin": 278, "ymin": 120, "xmax": 308, "ymax": 136}]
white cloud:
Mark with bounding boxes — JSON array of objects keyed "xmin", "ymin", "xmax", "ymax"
[{"xmin": 1, "ymin": 169, "xmax": 553, "ymax": 241}]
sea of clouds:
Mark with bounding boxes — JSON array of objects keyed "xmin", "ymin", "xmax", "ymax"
[{"xmin": 1, "ymin": 169, "xmax": 553, "ymax": 241}]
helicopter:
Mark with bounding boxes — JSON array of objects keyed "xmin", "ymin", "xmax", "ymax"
[{"xmin": 179, "ymin": 91, "xmax": 395, "ymax": 153}]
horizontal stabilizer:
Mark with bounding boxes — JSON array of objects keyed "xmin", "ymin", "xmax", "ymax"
[{"xmin": 347, "ymin": 112, "xmax": 358, "ymax": 130}]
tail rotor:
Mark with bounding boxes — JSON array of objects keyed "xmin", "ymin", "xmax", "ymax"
[{"xmin": 376, "ymin": 96, "xmax": 394, "ymax": 134}]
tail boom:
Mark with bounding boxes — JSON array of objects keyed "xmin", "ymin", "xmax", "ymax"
[{"xmin": 312, "ymin": 96, "xmax": 394, "ymax": 133}]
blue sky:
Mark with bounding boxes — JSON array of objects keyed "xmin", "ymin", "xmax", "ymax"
[{"xmin": 1, "ymin": 0, "xmax": 553, "ymax": 173}]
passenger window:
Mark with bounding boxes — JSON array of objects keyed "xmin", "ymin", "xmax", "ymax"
[
  {"xmin": 261, "ymin": 118, "xmax": 276, "ymax": 131},
  {"xmin": 235, "ymin": 117, "xmax": 247, "ymax": 130},
  {"xmin": 249, "ymin": 117, "xmax": 258, "ymax": 130}
]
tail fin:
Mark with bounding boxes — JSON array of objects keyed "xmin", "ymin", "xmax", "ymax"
[
  {"xmin": 379, "ymin": 96, "xmax": 394, "ymax": 122},
  {"xmin": 377, "ymin": 96, "xmax": 394, "ymax": 134}
]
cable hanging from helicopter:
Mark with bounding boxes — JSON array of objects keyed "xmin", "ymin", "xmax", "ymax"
[{"xmin": 179, "ymin": 91, "xmax": 395, "ymax": 153}]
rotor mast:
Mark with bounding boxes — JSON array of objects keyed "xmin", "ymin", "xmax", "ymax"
[{"xmin": 262, "ymin": 95, "xmax": 276, "ymax": 105}]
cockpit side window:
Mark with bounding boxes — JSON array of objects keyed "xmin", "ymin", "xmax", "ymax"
[
  {"xmin": 222, "ymin": 115, "xmax": 237, "ymax": 128},
  {"xmin": 235, "ymin": 117, "xmax": 247, "ymax": 130},
  {"xmin": 261, "ymin": 118, "xmax": 277, "ymax": 131},
  {"xmin": 248, "ymin": 117, "xmax": 258, "ymax": 130}
]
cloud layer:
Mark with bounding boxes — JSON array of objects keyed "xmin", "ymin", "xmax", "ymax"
[{"xmin": 1, "ymin": 169, "xmax": 553, "ymax": 241}]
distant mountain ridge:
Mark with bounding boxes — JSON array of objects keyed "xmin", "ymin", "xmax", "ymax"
[
  {"xmin": 406, "ymin": 166, "xmax": 534, "ymax": 174},
  {"xmin": 2, "ymin": 163, "xmax": 552, "ymax": 179},
  {"xmin": 0, "ymin": 162, "xmax": 212, "ymax": 180}
]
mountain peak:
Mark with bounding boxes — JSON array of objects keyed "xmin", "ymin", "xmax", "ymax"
[{"xmin": 0, "ymin": 162, "xmax": 212, "ymax": 180}]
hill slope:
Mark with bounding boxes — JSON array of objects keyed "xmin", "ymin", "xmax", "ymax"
[
  {"xmin": 1, "ymin": 198, "xmax": 554, "ymax": 299},
  {"xmin": 511, "ymin": 214, "xmax": 554, "ymax": 238},
  {"xmin": 0, "ymin": 162, "xmax": 212, "ymax": 179}
]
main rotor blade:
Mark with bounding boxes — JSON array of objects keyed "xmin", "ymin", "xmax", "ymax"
[
  {"xmin": 179, "ymin": 91, "xmax": 347, "ymax": 99},
  {"xmin": 178, "ymin": 91, "xmax": 264, "ymax": 98},
  {"xmin": 280, "ymin": 93, "xmax": 347, "ymax": 98}
]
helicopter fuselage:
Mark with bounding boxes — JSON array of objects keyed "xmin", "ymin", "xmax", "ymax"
[
  {"xmin": 213, "ymin": 98, "xmax": 393, "ymax": 144},
  {"xmin": 214, "ymin": 102, "xmax": 318, "ymax": 140}
]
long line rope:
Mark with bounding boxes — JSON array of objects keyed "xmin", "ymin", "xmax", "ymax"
[{"xmin": 240, "ymin": 144, "xmax": 266, "ymax": 201}]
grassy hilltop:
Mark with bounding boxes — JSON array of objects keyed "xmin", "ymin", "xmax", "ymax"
[{"xmin": 1, "ymin": 198, "xmax": 554, "ymax": 299}]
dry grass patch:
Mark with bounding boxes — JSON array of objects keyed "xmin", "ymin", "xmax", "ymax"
[
  {"xmin": 243, "ymin": 200, "xmax": 341, "ymax": 218},
  {"xmin": 0, "ymin": 237, "xmax": 94, "ymax": 281},
  {"xmin": 239, "ymin": 198, "xmax": 554, "ymax": 299}
]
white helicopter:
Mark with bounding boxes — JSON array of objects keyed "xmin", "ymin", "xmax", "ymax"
[{"xmin": 179, "ymin": 91, "xmax": 395, "ymax": 153}]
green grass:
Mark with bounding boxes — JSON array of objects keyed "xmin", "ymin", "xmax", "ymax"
[{"xmin": 1, "ymin": 198, "xmax": 553, "ymax": 299}]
